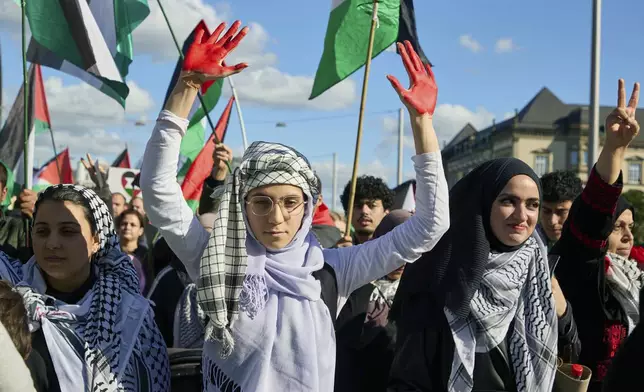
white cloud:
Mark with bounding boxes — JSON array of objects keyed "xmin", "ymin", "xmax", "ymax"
[
  {"xmin": 503, "ymin": 111, "xmax": 515, "ymax": 120},
  {"xmin": 43, "ymin": 77, "xmax": 154, "ymax": 131},
  {"xmin": 134, "ymin": 0, "xmax": 276, "ymax": 68},
  {"xmin": 22, "ymin": 76, "xmax": 154, "ymax": 165},
  {"xmin": 378, "ymin": 104, "xmax": 496, "ymax": 153},
  {"xmin": 1, "ymin": 0, "xmax": 356, "ymax": 111},
  {"xmin": 227, "ymin": 68, "xmax": 356, "ymax": 111},
  {"xmin": 34, "ymin": 129, "xmax": 125, "ymax": 164},
  {"xmin": 134, "ymin": 0, "xmax": 355, "ymax": 110},
  {"xmin": 495, "ymin": 38, "xmax": 519, "ymax": 53},
  {"xmin": 459, "ymin": 34, "xmax": 483, "ymax": 53},
  {"xmin": 0, "ymin": 0, "xmax": 20, "ymax": 33}
]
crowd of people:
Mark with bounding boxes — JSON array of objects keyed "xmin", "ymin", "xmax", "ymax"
[{"xmin": 0, "ymin": 19, "xmax": 642, "ymax": 392}]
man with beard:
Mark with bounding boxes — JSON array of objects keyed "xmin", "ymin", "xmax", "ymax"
[{"xmin": 338, "ymin": 175, "xmax": 394, "ymax": 246}]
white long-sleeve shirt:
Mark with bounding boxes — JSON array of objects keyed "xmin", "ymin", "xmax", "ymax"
[{"xmin": 140, "ymin": 110, "xmax": 449, "ymax": 306}]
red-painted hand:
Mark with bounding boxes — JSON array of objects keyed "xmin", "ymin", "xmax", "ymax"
[
  {"xmin": 387, "ymin": 41, "xmax": 437, "ymax": 116},
  {"xmin": 182, "ymin": 20, "xmax": 249, "ymax": 80}
]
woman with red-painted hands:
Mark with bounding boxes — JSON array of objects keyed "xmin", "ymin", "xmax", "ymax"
[
  {"xmin": 388, "ymin": 79, "xmax": 639, "ymax": 392},
  {"xmin": 141, "ymin": 26, "xmax": 448, "ymax": 391}
]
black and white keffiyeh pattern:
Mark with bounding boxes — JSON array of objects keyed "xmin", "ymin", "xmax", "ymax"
[
  {"xmin": 605, "ymin": 252, "xmax": 644, "ymax": 333},
  {"xmin": 198, "ymin": 141, "xmax": 320, "ymax": 357},
  {"xmin": 445, "ymin": 236, "xmax": 557, "ymax": 392},
  {"xmin": 17, "ymin": 184, "xmax": 169, "ymax": 392}
]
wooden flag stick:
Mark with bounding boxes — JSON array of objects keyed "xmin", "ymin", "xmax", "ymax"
[
  {"xmin": 156, "ymin": 0, "xmax": 231, "ymax": 173},
  {"xmin": 20, "ymin": 0, "xmax": 29, "ymax": 189},
  {"xmin": 20, "ymin": 0, "xmax": 30, "ymax": 246},
  {"xmin": 343, "ymin": 0, "xmax": 380, "ymax": 238}
]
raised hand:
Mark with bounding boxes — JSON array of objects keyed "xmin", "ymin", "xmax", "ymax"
[
  {"xmin": 212, "ymin": 143, "xmax": 233, "ymax": 181},
  {"xmin": 605, "ymin": 79, "xmax": 640, "ymax": 150},
  {"xmin": 387, "ymin": 41, "xmax": 437, "ymax": 117},
  {"xmin": 182, "ymin": 20, "xmax": 249, "ymax": 82},
  {"xmin": 81, "ymin": 153, "xmax": 107, "ymax": 188}
]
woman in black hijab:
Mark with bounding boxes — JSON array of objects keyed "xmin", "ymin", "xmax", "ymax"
[
  {"xmin": 389, "ymin": 78, "xmax": 639, "ymax": 392},
  {"xmin": 389, "ymin": 158, "xmax": 565, "ymax": 392}
]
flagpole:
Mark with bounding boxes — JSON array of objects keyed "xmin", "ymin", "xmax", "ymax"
[
  {"xmin": 20, "ymin": 0, "xmax": 30, "ymax": 245},
  {"xmin": 48, "ymin": 126, "xmax": 62, "ymax": 182},
  {"xmin": 156, "ymin": 0, "xmax": 231, "ymax": 173},
  {"xmin": 227, "ymin": 76, "xmax": 249, "ymax": 151},
  {"xmin": 588, "ymin": 0, "xmax": 601, "ymax": 172},
  {"xmin": 397, "ymin": 107, "xmax": 404, "ymax": 185},
  {"xmin": 342, "ymin": 0, "xmax": 379, "ymax": 238},
  {"xmin": 20, "ymin": 1, "xmax": 29, "ymax": 189}
]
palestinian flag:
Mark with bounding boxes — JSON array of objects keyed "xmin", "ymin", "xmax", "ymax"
[
  {"xmin": 34, "ymin": 148, "xmax": 73, "ymax": 192},
  {"xmin": 25, "ymin": 0, "xmax": 150, "ymax": 107},
  {"xmin": 164, "ymin": 20, "xmax": 223, "ymax": 178},
  {"xmin": 112, "ymin": 148, "xmax": 131, "ymax": 168},
  {"xmin": 310, "ymin": 0, "xmax": 429, "ymax": 99},
  {"xmin": 181, "ymin": 96, "xmax": 234, "ymax": 212},
  {"xmin": 0, "ymin": 64, "xmax": 52, "ymax": 188}
]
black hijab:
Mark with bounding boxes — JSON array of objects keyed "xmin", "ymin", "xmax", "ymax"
[
  {"xmin": 392, "ymin": 158, "xmax": 542, "ymax": 320},
  {"xmin": 613, "ymin": 196, "xmax": 634, "ymax": 225}
]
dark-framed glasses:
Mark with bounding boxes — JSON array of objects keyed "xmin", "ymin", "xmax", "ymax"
[{"xmin": 245, "ymin": 195, "xmax": 305, "ymax": 217}]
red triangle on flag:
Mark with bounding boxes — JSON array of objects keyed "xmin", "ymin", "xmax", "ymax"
[
  {"xmin": 36, "ymin": 148, "xmax": 73, "ymax": 184},
  {"xmin": 181, "ymin": 96, "xmax": 235, "ymax": 205}
]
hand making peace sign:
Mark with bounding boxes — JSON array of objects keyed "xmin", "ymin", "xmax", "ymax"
[{"xmin": 605, "ymin": 79, "xmax": 640, "ymax": 150}]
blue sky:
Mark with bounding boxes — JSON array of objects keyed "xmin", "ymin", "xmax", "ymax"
[{"xmin": 0, "ymin": 0, "xmax": 642, "ymax": 208}]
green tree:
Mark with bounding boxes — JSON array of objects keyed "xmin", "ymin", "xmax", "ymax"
[{"xmin": 622, "ymin": 189, "xmax": 644, "ymax": 245}]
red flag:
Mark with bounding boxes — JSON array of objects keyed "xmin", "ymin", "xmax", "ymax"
[
  {"xmin": 181, "ymin": 96, "xmax": 235, "ymax": 211},
  {"xmin": 112, "ymin": 148, "xmax": 131, "ymax": 168},
  {"xmin": 34, "ymin": 148, "xmax": 73, "ymax": 190}
]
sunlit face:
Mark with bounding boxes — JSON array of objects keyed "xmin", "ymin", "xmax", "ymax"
[
  {"xmin": 112, "ymin": 194, "xmax": 126, "ymax": 217},
  {"xmin": 351, "ymin": 199, "xmax": 389, "ymax": 239},
  {"xmin": 489, "ymin": 175, "xmax": 541, "ymax": 247},
  {"xmin": 608, "ymin": 209, "xmax": 635, "ymax": 258},
  {"xmin": 119, "ymin": 213, "xmax": 144, "ymax": 242},
  {"xmin": 32, "ymin": 200, "xmax": 100, "ymax": 291},
  {"xmin": 540, "ymin": 200, "xmax": 573, "ymax": 242},
  {"xmin": 245, "ymin": 184, "xmax": 306, "ymax": 250},
  {"xmin": 131, "ymin": 198, "xmax": 145, "ymax": 216}
]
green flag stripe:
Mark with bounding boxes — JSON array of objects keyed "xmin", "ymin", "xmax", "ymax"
[
  {"xmin": 188, "ymin": 79, "xmax": 224, "ymax": 128},
  {"xmin": 310, "ymin": 0, "xmax": 399, "ymax": 100}
]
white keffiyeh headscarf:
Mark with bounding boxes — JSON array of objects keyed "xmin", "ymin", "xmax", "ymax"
[
  {"xmin": 605, "ymin": 252, "xmax": 644, "ymax": 333},
  {"xmin": 198, "ymin": 141, "xmax": 322, "ymax": 357},
  {"xmin": 16, "ymin": 184, "xmax": 169, "ymax": 392}
]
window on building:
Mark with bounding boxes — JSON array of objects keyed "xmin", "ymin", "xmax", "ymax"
[
  {"xmin": 628, "ymin": 163, "xmax": 641, "ymax": 184},
  {"xmin": 583, "ymin": 151, "xmax": 588, "ymax": 164},
  {"xmin": 570, "ymin": 151, "xmax": 579, "ymax": 166},
  {"xmin": 534, "ymin": 155, "xmax": 549, "ymax": 177}
]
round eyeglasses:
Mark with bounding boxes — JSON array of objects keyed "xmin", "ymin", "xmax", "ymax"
[{"xmin": 245, "ymin": 195, "xmax": 305, "ymax": 217}]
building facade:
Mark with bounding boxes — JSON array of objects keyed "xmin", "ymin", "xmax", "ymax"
[{"xmin": 442, "ymin": 87, "xmax": 644, "ymax": 191}]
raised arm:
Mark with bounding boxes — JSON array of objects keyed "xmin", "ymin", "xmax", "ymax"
[
  {"xmin": 552, "ymin": 79, "xmax": 639, "ymax": 264},
  {"xmin": 140, "ymin": 21, "xmax": 248, "ymax": 281},
  {"xmin": 325, "ymin": 41, "xmax": 448, "ymax": 297}
]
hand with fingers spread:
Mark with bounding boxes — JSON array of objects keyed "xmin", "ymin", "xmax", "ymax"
[
  {"xmin": 605, "ymin": 79, "xmax": 640, "ymax": 150},
  {"xmin": 212, "ymin": 143, "xmax": 233, "ymax": 181},
  {"xmin": 387, "ymin": 41, "xmax": 437, "ymax": 117},
  {"xmin": 182, "ymin": 20, "xmax": 249, "ymax": 83},
  {"xmin": 81, "ymin": 153, "xmax": 108, "ymax": 188}
]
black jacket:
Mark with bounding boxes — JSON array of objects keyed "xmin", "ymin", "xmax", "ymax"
[
  {"xmin": 552, "ymin": 172, "xmax": 626, "ymax": 392},
  {"xmin": 387, "ymin": 167, "xmax": 618, "ymax": 392}
]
